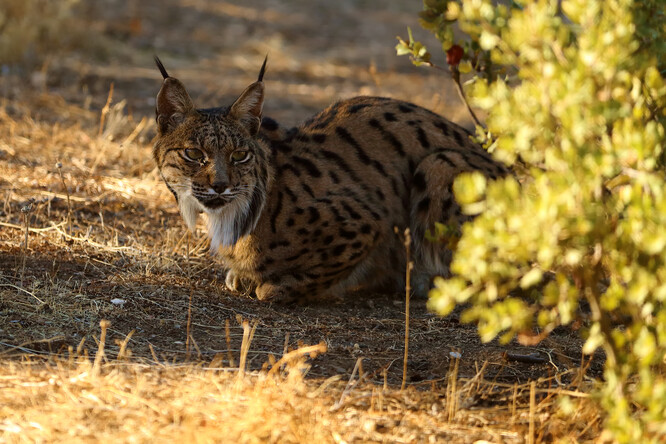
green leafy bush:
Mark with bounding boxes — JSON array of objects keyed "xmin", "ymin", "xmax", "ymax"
[{"xmin": 399, "ymin": 0, "xmax": 666, "ymax": 440}]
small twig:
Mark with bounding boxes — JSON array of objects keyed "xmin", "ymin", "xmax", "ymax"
[
  {"xmin": 92, "ymin": 320, "xmax": 111, "ymax": 377},
  {"xmin": 237, "ymin": 319, "xmax": 257, "ymax": 380},
  {"xmin": 21, "ymin": 203, "xmax": 32, "ymax": 250},
  {"xmin": 225, "ymin": 319, "xmax": 235, "ymax": 368},
  {"xmin": 529, "ymin": 380, "xmax": 536, "ymax": 444},
  {"xmin": 282, "ymin": 332, "xmax": 290, "ymax": 356},
  {"xmin": 421, "ymin": 61, "xmax": 484, "ymax": 129},
  {"xmin": 20, "ymin": 202, "xmax": 32, "ymax": 283},
  {"xmin": 99, "ymin": 82, "xmax": 114, "ymax": 137},
  {"xmin": 450, "ymin": 66, "xmax": 484, "ymax": 129},
  {"xmin": 185, "ymin": 288, "xmax": 194, "ymax": 361},
  {"xmin": 267, "ymin": 342, "xmax": 327, "ymax": 377},
  {"xmin": 117, "ymin": 330, "xmax": 135, "ymax": 360},
  {"xmin": 504, "ymin": 351, "xmax": 547, "ymax": 364},
  {"xmin": 446, "ymin": 353, "xmax": 460, "ymax": 422},
  {"xmin": 0, "ymin": 282, "xmax": 45, "ymax": 305},
  {"xmin": 56, "ymin": 162, "xmax": 72, "ymax": 236},
  {"xmin": 401, "ymin": 227, "xmax": 412, "ymax": 392},
  {"xmin": 0, "ymin": 221, "xmax": 66, "ymax": 233},
  {"xmin": 331, "ymin": 357, "xmax": 364, "ymax": 411}
]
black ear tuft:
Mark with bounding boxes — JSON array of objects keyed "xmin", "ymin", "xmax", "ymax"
[
  {"xmin": 257, "ymin": 55, "xmax": 268, "ymax": 82},
  {"xmin": 154, "ymin": 55, "xmax": 170, "ymax": 79}
]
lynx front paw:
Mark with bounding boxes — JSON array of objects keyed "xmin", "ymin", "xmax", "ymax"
[
  {"xmin": 225, "ymin": 269, "xmax": 244, "ymax": 292},
  {"xmin": 255, "ymin": 283, "xmax": 296, "ymax": 303}
]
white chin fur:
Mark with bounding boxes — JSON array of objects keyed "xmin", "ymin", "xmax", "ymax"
[
  {"xmin": 206, "ymin": 198, "xmax": 251, "ymax": 252},
  {"xmin": 178, "ymin": 193, "xmax": 203, "ymax": 232}
]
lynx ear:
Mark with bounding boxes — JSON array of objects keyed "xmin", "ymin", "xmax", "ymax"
[
  {"xmin": 154, "ymin": 57, "xmax": 195, "ymax": 135},
  {"xmin": 229, "ymin": 57, "xmax": 267, "ymax": 136},
  {"xmin": 229, "ymin": 82, "xmax": 264, "ymax": 136}
]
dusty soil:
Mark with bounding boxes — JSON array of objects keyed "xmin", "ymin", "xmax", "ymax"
[{"xmin": 1, "ymin": 0, "xmax": 600, "ymax": 411}]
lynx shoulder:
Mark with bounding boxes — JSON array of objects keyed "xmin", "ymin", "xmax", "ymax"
[{"xmin": 153, "ymin": 57, "xmax": 509, "ymax": 302}]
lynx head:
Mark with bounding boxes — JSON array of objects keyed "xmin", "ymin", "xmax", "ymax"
[{"xmin": 153, "ymin": 56, "xmax": 271, "ymax": 250}]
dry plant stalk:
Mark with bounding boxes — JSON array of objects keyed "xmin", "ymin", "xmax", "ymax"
[
  {"xmin": 20, "ymin": 202, "xmax": 32, "ymax": 282},
  {"xmin": 267, "ymin": 342, "xmax": 327, "ymax": 377},
  {"xmin": 56, "ymin": 162, "xmax": 72, "ymax": 235},
  {"xmin": 401, "ymin": 227, "xmax": 412, "ymax": 391},
  {"xmin": 185, "ymin": 288, "xmax": 193, "ymax": 360},
  {"xmin": 99, "ymin": 82, "xmax": 114, "ymax": 137},
  {"xmin": 117, "ymin": 330, "xmax": 135, "ymax": 360},
  {"xmin": 237, "ymin": 319, "xmax": 257, "ymax": 379},
  {"xmin": 93, "ymin": 319, "xmax": 111, "ymax": 377},
  {"xmin": 529, "ymin": 380, "xmax": 536, "ymax": 444},
  {"xmin": 225, "ymin": 319, "xmax": 235, "ymax": 368},
  {"xmin": 446, "ymin": 354, "xmax": 460, "ymax": 421}
]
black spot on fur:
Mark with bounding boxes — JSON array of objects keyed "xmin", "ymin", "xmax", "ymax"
[
  {"xmin": 274, "ymin": 142, "xmax": 292, "ymax": 154},
  {"xmin": 311, "ymin": 105, "xmax": 340, "ymax": 129},
  {"xmin": 416, "ymin": 126, "xmax": 430, "ymax": 149},
  {"xmin": 435, "ymin": 152, "xmax": 457, "ymax": 168},
  {"xmin": 384, "ymin": 112, "xmax": 397, "ymax": 122},
  {"xmin": 269, "ymin": 240, "xmax": 290, "ymax": 249},
  {"xmin": 332, "ymin": 244, "xmax": 346, "ymax": 256},
  {"xmin": 323, "ymin": 235, "xmax": 334, "ymax": 244},
  {"xmin": 341, "ymin": 201, "xmax": 362, "ymax": 220},
  {"xmin": 283, "ymin": 164, "xmax": 301, "ymax": 177},
  {"xmin": 335, "ymin": 127, "xmax": 388, "ymax": 177},
  {"xmin": 270, "ymin": 191, "xmax": 283, "ymax": 233},
  {"xmin": 291, "ymin": 155, "xmax": 322, "ymax": 178},
  {"xmin": 286, "ymin": 218, "xmax": 295, "ymax": 227},
  {"xmin": 308, "ymin": 207, "xmax": 320, "ymax": 224},
  {"xmin": 368, "ymin": 118, "xmax": 406, "ymax": 157},
  {"xmin": 339, "ymin": 228, "xmax": 357, "ymax": 240},
  {"xmin": 349, "ymin": 103, "xmax": 371, "ymax": 113},
  {"xmin": 285, "ymin": 248, "xmax": 309, "ymax": 262},
  {"xmin": 329, "ymin": 171, "xmax": 340, "ymax": 184},
  {"xmin": 312, "ymin": 133, "xmax": 327, "ymax": 143},
  {"xmin": 417, "ymin": 197, "xmax": 431, "ymax": 215},
  {"xmin": 360, "ymin": 224, "xmax": 372, "ymax": 234},
  {"xmin": 320, "ymin": 150, "xmax": 362, "ymax": 183},
  {"xmin": 434, "ymin": 120, "xmax": 451, "ymax": 137},
  {"xmin": 349, "ymin": 251, "xmax": 364, "ymax": 261},
  {"xmin": 302, "ymin": 183, "xmax": 316, "ymax": 198},
  {"xmin": 453, "ymin": 131, "xmax": 465, "ymax": 146},
  {"xmin": 398, "ymin": 103, "xmax": 414, "ymax": 113},
  {"xmin": 261, "ymin": 117, "xmax": 279, "ymax": 131},
  {"xmin": 413, "ymin": 171, "xmax": 427, "ymax": 193}
]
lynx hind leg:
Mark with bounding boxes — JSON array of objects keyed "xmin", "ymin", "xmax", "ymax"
[{"xmin": 409, "ymin": 153, "xmax": 473, "ymax": 293}]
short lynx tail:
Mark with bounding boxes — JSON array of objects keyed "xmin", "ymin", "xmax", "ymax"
[
  {"xmin": 154, "ymin": 55, "xmax": 170, "ymax": 79},
  {"xmin": 257, "ymin": 55, "xmax": 268, "ymax": 82}
]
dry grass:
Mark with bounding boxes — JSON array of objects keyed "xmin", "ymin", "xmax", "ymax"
[
  {"xmin": 0, "ymin": 88, "xmax": 605, "ymax": 444},
  {"xmin": 0, "ymin": 322, "xmax": 602, "ymax": 444},
  {"xmin": 0, "ymin": 0, "xmax": 609, "ymax": 440}
]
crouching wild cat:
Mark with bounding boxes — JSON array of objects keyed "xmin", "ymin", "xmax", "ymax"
[{"xmin": 153, "ymin": 56, "xmax": 508, "ymax": 302}]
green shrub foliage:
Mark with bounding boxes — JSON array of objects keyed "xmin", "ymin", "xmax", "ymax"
[{"xmin": 399, "ymin": 0, "xmax": 666, "ymax": 440}]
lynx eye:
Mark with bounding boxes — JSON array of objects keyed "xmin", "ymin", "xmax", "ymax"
[
  {"xmin": 183, "ymin": 148, "xmax": 206, "ymax": 163},
  {"xmin": 230, "ymin": 150, "xmax": 252, "ymax": 164}
]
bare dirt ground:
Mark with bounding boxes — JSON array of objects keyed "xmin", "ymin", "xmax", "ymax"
[{"xmin": 0, "ymin": 1, "xmax": 604, "ymax": 442}]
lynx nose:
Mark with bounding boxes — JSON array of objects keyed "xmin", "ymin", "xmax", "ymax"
[{"xmin": 211, "ymin": 180, "xmax": 228, "ymax": 194}]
